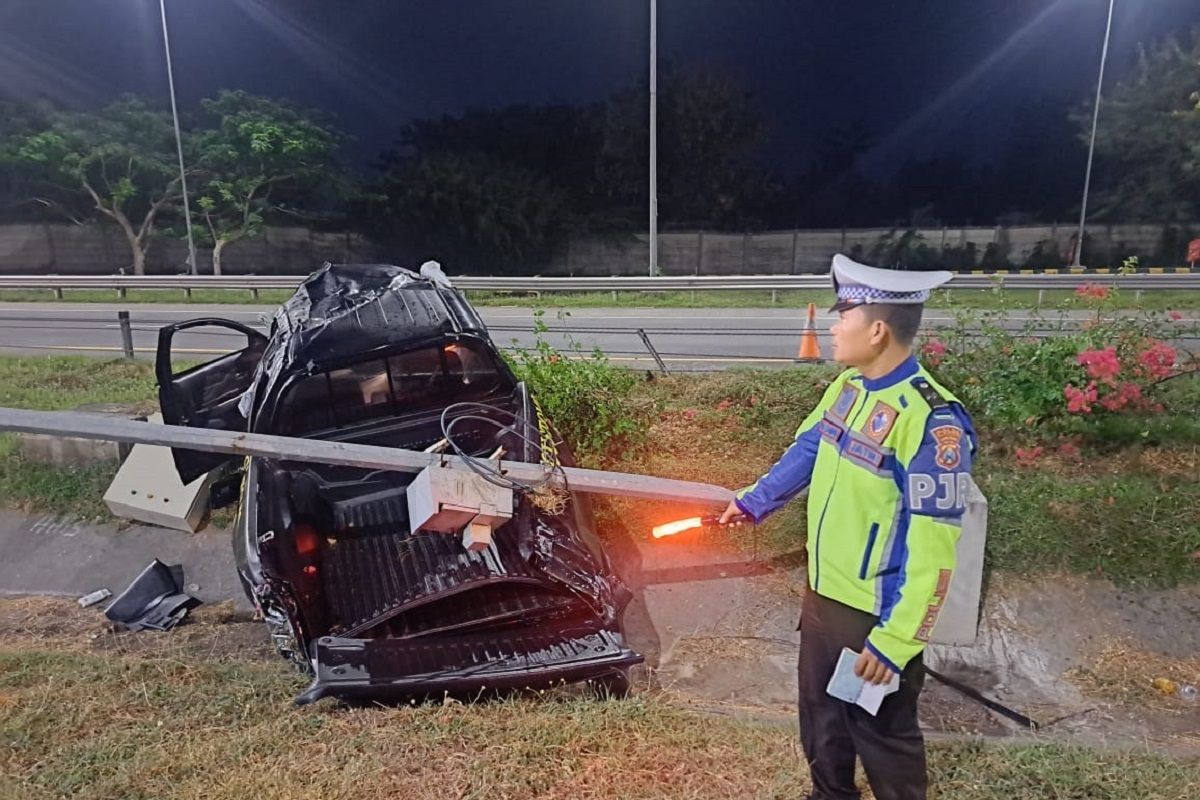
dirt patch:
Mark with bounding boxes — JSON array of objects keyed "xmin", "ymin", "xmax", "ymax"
[
  {"xmin": 926, "ymin": 573, "xmax": 1200, "ymax": 752},
  {"xmin": 984, "ymin": 441, "xmax": 1200, "ymax": 479},
  {"xmin": 1067, "ymin": 636, "xmax": 1200, "ymax": 713},
  {"xmin": 1132, "ymin": 445, "xmax": 1200, "ymax": 477},
  {"xmin": 0, "ymin": 597, "xmax": 276, "ymax": 664}
]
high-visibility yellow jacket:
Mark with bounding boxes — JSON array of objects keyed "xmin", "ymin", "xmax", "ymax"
[{"xmin": 735, "ymin": 356, "xmax": 976, "ymax": 672}]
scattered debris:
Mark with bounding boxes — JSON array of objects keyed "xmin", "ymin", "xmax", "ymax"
[
  {"xmin": 104, "ymin": 560, "xmax": 201, "ymax": 632},
  {"xmin": 1154, "ymin": 677, "xmax": 1180, "ymax": 696},
  {"xmin": 76, "ymin": 588, "xmax": 112, "ymax": 608}
]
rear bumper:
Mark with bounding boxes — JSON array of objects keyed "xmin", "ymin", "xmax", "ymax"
[{"xmin": 295, "ymin": 626, "xmax": 642, "ymax": 705}]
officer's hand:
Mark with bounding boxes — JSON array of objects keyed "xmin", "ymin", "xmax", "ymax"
[
  {"xmin": 854, "ymin": 648, "xmax": 896, "ymax": 686},
  {"xmin": 718, "ymin": 499, "xmax": 746, "ymax": 527}
]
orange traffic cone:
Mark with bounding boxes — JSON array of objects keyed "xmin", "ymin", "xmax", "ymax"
[{"xmin": 797, "ymin": 302, "xmax": 822, "ymax": 360}]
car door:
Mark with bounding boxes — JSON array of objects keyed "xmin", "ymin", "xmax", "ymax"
[{"xmin": 155, "ymin": 318, "xmax": 269, "ymax": 484}]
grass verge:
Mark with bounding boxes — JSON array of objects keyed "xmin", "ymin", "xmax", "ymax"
[
  {"xmin": 0, "ymin": 357, "xmax": 1195, "ymax": 587},
  {"xmin": 1, "ymin": 286, "xmax": 1197, "ymax": 310},
  {"xmin": 0, "ymin": 599, "xmax": 1196, "ymax": 800},
  {"xmin": 0, "ymin": 357, "xmax": 159, "ymax": 520},
  {"xmin": 600, "ymin": 369, "xmax": 1200, "ymax": 588},
  {"xmin": 0, "ymin": 356, "xmax": 158, "ymax": 410}
]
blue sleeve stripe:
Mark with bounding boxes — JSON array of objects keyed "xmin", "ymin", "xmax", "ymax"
[
  {"xmin": 734, "ymin": 423, "xmax": 822, "ymax": 523},
  {"xmin": 865, "ymin": 640, "xmax": 901, "ymax": 674},
  {"xmin": 878, "ymin": 510, "xmax": 910, "ymax": 624}
]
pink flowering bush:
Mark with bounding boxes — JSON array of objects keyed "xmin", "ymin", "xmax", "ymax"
[
  {"xmin": 926, "ymin": 280, "xmax": 1197, "ymax": 432},
  {"xmin": 1136, "ymin": 341, "xmax": 1177, "ymax": 381},
  {"xmin": 1075, "ymin": 283, "xmax": 1112, "ymax": 302},
  {"xmin": 1063, "ymin": 341, "xmax": 1176, "ymax": 417},
  {"xmin": 920, "ymin": 338, "xmax": 947, "ymax": 367},
  {"xmin": 1013, "ymin": 445, "xmax": 1044, "ymax": 466}
]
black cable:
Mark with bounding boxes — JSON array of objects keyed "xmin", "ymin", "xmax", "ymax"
[
  {"xmin": 438, "ymin": 401, "xmax": 568, "ymax": 496},
  {"xmin": 923, "ymin": 666, "xmax": 1041, "ymax": 730}
]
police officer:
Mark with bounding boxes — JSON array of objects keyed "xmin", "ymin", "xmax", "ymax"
[{"xmin": 719, "ymin": 254, "xmax": 976, "ymax": 800}]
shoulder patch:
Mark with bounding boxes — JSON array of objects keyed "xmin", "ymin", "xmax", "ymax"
[
  {"xmin": 830, "ymin": 382, "xmax": 860, "ymax": 420},
  {"xmin": 862, "ymin": 400, "xmax": 899, "ymax": 443},
  {"xmin": 910, "ymin": 376, "xmax": 949, "ymax": 409},
  {"xmin": 930, "ymin": 425, "xmax": 964, "ymax": 470}
]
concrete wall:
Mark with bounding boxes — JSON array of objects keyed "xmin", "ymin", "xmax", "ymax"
[
  {"xmin": 0, "ymin": 222, "xmax": 1194, "ymax": 276},
  {"xmin": 0, "ymin": 224, "xmax": 379, "ymax": 276}
]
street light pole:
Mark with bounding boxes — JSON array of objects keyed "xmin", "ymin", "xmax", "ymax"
[
  {"xmin": 649, "ymin": 0, "xmax": 658, "ymax": 278},
  {"xmin": 159, "ymin": 0, "xmax": 198, "ymax": 276},
  {"xmin": 1073, "ymin": 0, "xmax": 1116, "ymax": 267}
]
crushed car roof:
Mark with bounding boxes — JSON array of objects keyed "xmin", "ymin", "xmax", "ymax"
[
  {"xmin": 271, "ymin": 262, "xmax": 488, "ymax": 366},
  {"xmin": 240, "ymin": 262, "xmax": 490, "ymax": 422}
]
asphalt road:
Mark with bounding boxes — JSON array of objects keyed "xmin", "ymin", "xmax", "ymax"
[{"xmin": 0, "ymin": 302, "xmax": 1193, "ymax": 371}]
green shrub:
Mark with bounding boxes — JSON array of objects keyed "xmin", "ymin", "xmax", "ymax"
[
  {"xmin": 506, "ymin": 311, "xmax": 645, "ymax": 464},
  {"xmin": 923, "ymin": 283, "xmax": 1199, "ymax": 438}
]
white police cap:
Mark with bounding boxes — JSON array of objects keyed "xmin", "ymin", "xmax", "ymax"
[{"xmin": 830, "ymin": 254, "xmax": 953, "ymax": 312}]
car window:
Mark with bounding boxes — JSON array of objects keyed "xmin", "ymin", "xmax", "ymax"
[
  {"xmin": 276, "ymin": 372, "xmax": 332, "ymax": 434},
  {"xmin": 276, "ymin": 342, "xmax": 505, "ymax": 435},
  {"xmin": 438, "ymin": 343, "xmax": 502, "ymax": 401},
  {"xmin": 328, "ymin": 359, "xmax": 393, "ymax": 426},
  {"xmin": 387, "ymin": 347, "xmax": 445, "ymax": 410}
]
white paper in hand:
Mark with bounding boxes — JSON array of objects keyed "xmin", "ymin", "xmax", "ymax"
[{"xmin": 825, "ymin": 647, "xmax": 900, "ymax": 716}]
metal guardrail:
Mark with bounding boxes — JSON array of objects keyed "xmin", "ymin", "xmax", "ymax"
[
  {"xmin": 0, "ymin": 272, "xmax": 1197, "ymax": 294},
  {"xmin": 0, "ymin": 407, "xmax": 732, "ymax": 507}
]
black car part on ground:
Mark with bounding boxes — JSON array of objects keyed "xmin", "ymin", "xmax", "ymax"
[
  {"xmin": 104, "ymin": 560, "xmax": 201, "ymax": 632},
  {"xmin": 156, "ymin": 263, "xmax": 641, "ymax": 703}
]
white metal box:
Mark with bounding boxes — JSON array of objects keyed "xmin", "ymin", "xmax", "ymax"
[
  {"xmin": 406, "ymin": 464, "xmax": 513, "ymax": 551},
  {"xmin": 103, "ymin": 414, "xmax": 214, "ymax": 533}
]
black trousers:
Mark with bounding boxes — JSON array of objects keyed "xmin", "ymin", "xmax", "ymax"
[{"xmin": 798, "ymin": 590, "xmax": 927, "ymax": 800}]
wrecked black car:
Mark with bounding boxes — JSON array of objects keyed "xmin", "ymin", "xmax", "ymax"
[{"xmin": 155, "ymin": 263, "xmax": 641, "ymax": 704}]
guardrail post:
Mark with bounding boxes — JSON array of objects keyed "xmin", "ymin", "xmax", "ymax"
[
  {"xmin": 1037, "ymin": 289, "xmax": 1044, "ymax": 306},
  {"xmin": 636, "ymin": 328, "xmax": 670, "ymax": 375},
  {"xmin": 117, "ymin": 287, "xmax": 126, "ymax": 299},
  {"xmin": 117, "ymin": 311, "xmax": 134, "ymax": 360},
  {"xmin": 53, "ymin": 287, "xmax": 63, "ymax": 300},
  {"xmin": 771, "ymin": 289, "xmax": 778, "ymax": 304},
  {"xmin": 184, "ymin": 287, "xmax": 192, "ymax": 300},
  {"xmin": 250, "ymin": 288, "xmax": 259, "ymax": 300}
]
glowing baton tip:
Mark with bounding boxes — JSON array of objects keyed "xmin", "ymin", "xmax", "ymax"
[{"xmin": 652, "ymin": 517, "xmax": 704, "ymax": 539}]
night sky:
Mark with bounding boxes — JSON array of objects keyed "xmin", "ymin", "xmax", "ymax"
[{"xmin": 3, "ymin": 1, "xmax": 1199, "ymax": 174}]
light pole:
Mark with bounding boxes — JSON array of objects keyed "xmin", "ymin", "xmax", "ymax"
[
  {"xmin": 649, "ymin": 0, "xmax": 658, "ymax": 278},
  {"xmin": 1073, "ymin": 0, "xmax": 1116, "ymax": 267},
  {"xmin": 159, "ymin": 0, "xmax": 198, "ymax": 276}
]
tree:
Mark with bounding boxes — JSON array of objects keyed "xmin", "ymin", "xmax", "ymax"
[
  {"xmin": 363, "ymin": 151, "xmax": 573, "ymax": 271},
  {"xmin": 10, "ymin": 98, "xmax": 186, "ymax": 274},
  {"xmin": 781, "ymin": 122, "xmax": 883, "ymax": 228},
  {"xmin": 192, "ymin": 91, "xmax": 343, "ymax": 274},
  {"xmin": 1081, "ymin": 33, "xmax": 1200, "ymax": 222},
  {"xmin": 597, "ymin": 70, "xmax": 778, "ymax": 229},
  {"xmin": 396, "ymin": 104, "xmax": 603, "ymax": 213},
  {"xmin": 368, "ymin": 103, "xmax": 613, "ymax": 269},
  {"xmin": 0, "ymin": 100, "xmax": 77, "ymax": 223},
  {"xmin": 364, "ymin": 70, "xmax": 778, "ymax": 260}
]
